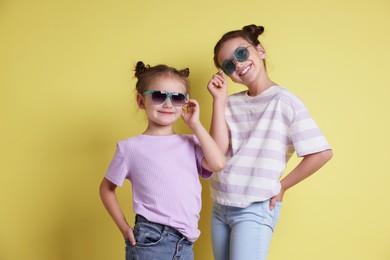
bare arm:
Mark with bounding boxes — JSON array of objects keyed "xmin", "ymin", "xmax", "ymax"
[
  {"xmin": 192, "ymin": 118, "xmax": 226, "ymax": 172},
  {"xmin": 207, "ymin": 71, "xmax": 230, "ymax": 154},
  {"xmin": 182, "ymin": 99, "xmax": 226, "ymax": 172},
  {"xmin": 99, "ymin": 178, "xmax": 136, "ymax": 245},
  {"xmin": 270, "ymin": 149, "xmax": 333, "ymax": 209}
]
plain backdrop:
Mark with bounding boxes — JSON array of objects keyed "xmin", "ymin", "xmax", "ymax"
[{"xmin": 1, "ymin": 0, "xmax": 389, "ymax": 259}]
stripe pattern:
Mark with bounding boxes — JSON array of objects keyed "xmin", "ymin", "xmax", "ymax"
[{"xmin": 211, "ymin": 86, "xmax": 331, "ymax": 207}]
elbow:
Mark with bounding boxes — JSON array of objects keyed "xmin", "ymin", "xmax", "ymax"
[
  {"xmin": 99, "ymin": 181, "xmax": 105, "ymax": 199},
  {"xmin": 99, "ymin": 178, "xmax": 116, "ymax": 198},
  {"xmin": 213, "ymin": 157, "xmax": 227, "ymax": 172}
]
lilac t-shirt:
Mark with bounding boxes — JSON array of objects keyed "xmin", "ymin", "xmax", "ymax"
[{"xmin": 105, "ymin": 134, "xmax": 212, "ymax": 242}]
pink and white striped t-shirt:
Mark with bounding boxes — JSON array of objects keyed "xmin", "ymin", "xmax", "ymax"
[
  {"xmin": 211, "ymin": 86, "xmax": 331, "ymax": 208},
  {"xmin": 105, "ymin": 134, "xmax": 212, "ymax": 242}
]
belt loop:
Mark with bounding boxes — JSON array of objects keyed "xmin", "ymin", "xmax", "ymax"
[{"xmin": 162, "ymin": 225, "xmax": 169, "ymax": 236}]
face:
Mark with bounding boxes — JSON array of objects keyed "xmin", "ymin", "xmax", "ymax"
[
  {"xmin": 137, "ymin": 75, "xmax": 187, "ymax": 128},
  {"xmin": 217, "ymin": 37, "xmax": 266, "ymax": 85}
]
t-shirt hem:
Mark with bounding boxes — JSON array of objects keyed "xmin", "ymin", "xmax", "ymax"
[
  {"xmin": 104, "ymin": 175, "xmax": 123, "ymax": 187},
  {"xmin": 211, "ymin": 197, "xmax": 271, "ymax": 208},
  {"xmin": 297, "ymin": 146, "xmax": 332, "ymax": 157}
]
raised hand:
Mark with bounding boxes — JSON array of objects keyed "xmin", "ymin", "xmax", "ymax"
[
  {"xmin": 207, "ymin": 71, "xmax": 228, "ymax": 101},
  {"xmin": 181, "ymin": 99, "xmax": 200, "ymax": 130}
]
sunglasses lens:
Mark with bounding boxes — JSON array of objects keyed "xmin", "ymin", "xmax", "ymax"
[
  {"xmin": 234, "ymin": 47, "xmax": 249, "ymax": 62},
  {"xmin": 171, "ymin": 93, "xmax": 186, "ymax": 106},
  {"xmin": 222, "ymin": 60, "xmax": 236, "ymax": 75},
  {"xmin": 151, "ymin": 91, "xmax": 167, "ymax": 103}
]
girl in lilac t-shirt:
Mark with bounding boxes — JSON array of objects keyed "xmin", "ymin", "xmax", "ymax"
[{"xmin": 99, "ymin": 61, "xmax": 225, "ymax": 260}]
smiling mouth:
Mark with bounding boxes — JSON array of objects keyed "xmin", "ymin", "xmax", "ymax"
[
  {"xmin": 158, "ymin": 111, "xmax": 175, "ymax": 114},
  {"xmin": 239, "ymin": 63, "xmax": 252, "ymax": 76}
]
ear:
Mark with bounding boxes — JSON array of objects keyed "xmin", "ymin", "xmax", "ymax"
[
  {"xmin": 256, "ymin": 44, "xmax": 267, "ymax": 59},
  {"xmin": 136, "ymin": 93, "xmax": 145, "ymax": 109}
]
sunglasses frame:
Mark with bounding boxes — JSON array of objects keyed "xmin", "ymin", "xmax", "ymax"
[
  {"xmin": 221, "ymin": 45, "xmax": 251, "ymax": 75},
  {"xmin": 143, "ymin": 90, "xmax": 188, "ymax": 106}
]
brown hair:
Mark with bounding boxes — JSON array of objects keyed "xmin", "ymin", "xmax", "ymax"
[
  {"xmin": 213, "ymin": 24, "xmax": 265, "ymax": 68},
  {"xmin": 134, "ymin": 61, "xmax": 190, "ymax": 94}
]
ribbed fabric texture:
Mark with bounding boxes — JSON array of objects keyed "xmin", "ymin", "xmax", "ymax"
[
  {"xmin": 105, "ymin": 134, "xmax": 212, "ymax": 242},
  {"xmin": 211, "ymin": 86, "xmax": 331, "ymax": 208}
]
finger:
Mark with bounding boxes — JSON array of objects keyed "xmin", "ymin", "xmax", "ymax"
[
  {"xmin": 269, "ymin": 198, "xmax": 276, "ymax": 211},
  {"xmin": 211, "ymin": 79, "xmax": 223, "ymax": 88},
  {"xmin": 217, "ymin": 70, "xmax": 224, "ymax": 76},
  {"xmin": 186, "ymin": 105, "xmax": 196, "ymax": 114},
  {"xmin": 187, "ymin": 98, "xmax": 199, "ymax": 105},
  {"xmin": 214, "ymin": 70, "xmax": 226, "ymax": 81},
  {"xmin": 129, "ymin": 231, "xmax": 136, "ymax": 246},
  {"xmin": 212, "ymin": 74, "xmax": 225, "ymax": 84},
  {"xmin": 209, "ymin": 78, "xmax": 219, "ymax": 86},
  {"xmin": 185, "ymin": 99, "xmax": 198, "ymax": 108}
]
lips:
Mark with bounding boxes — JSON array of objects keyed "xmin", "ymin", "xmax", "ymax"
[
  {"xmin": 158, "ymin": 111, "xmax": 175, "ymax": 115},
  {"xmin": 238, "ymin": 63, "xmax": 252, "ymax": 76}
]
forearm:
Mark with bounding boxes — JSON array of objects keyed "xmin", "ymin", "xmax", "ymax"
[
  {"xmin": 99, "ymin": 180, "xmax": 130, "ymax": 236},
  {"xmin": 281, "ymin": 150, "xmax": 333, "ymax": 191},
  {"xmin": 191, "ymin": 122, "xmax": 226, "ymax": 172},
  {"xmin": 210, "ymin": 99, "xmax": 229, "ymax": 154}
]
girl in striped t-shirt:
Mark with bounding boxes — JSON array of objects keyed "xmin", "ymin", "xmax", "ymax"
[{"xmin": 207, "ymin": 24, "xmax": 333, "ymax": 260}]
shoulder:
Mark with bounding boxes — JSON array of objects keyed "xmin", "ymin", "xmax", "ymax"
[
  {"xmin": 117, "ymin": 135, "xmax": 143, "ymax": 149},
  {"xmin": 173, "ymin": 134, "xmax": 202, "ymax": 150},
  {"xmin": 178, "ymin": 134, "xmax": 198, "ymax": 144},
  {"xmin": 228, "ymin": 90, "xmax": 247, "ymax": 101},
  {"xmin": 272, "ymin": 86, "xmax": 306, "ymax": 111},
  {"xmin": 118, "ymin": 135, "xmax": 142, "ymax": 144}
]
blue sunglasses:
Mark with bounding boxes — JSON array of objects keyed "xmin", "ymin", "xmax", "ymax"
[
  {"xmin": 221, "ymin": 46, "xmax": 250, "ymax": 75},
  {"xmin": 143, "ymin": 90, "xmax": 187, "ymax": 106}
]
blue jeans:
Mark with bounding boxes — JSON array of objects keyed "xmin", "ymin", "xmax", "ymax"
[
  {"xmin": 125, "ymin": 215, "xmax": 194, "ymax": 260},
  {"xmin": 211, "ymin": 200, "xmax": 282, "ymax": 260}
]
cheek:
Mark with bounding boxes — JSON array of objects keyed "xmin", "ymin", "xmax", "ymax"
[
  {"xmin": 228, "ymin": 73, "xmax": 241, "ymax": 83},
  {"xmin": 175, "ymin": 107, "xmax": 184, "ymax": 115}
]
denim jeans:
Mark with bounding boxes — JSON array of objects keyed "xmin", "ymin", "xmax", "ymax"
[
  {"xmin": 125, "ymin": 215, "xmax": 194, "ymax": 260},
  {"xmin": 211, "ymin": 200, "xmax": 282, "ymax": 260}
]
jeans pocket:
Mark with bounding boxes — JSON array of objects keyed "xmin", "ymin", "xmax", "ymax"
[
  {"xmin": 262, "ymin": 200, "xmax": 282, "ymax": 231},
  {"xmin": 272, "ymin": 202, "xmax": 282, "ymax": 228},
  {"xmin": 124, "ymin": 239, "xmax": 134, "ymax": 260},
  {"xmin": 133, "ymin": 222, "xmax": 164, "ymax": 247}
]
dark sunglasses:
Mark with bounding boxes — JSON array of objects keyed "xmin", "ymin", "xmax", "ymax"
[
  {"xmin": 143, "ymin": 90, "xmax": 187, "ymax": 106},
  {"xmin": 221, "ymin": 46, "xmax": 250, "ymax": 75}
]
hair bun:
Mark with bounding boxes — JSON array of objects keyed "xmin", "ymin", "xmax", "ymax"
[
  {"xmin": 242, "ymin": 24, "xmax": 265, "ymax": 37},
  {"xmin": 134, "ymin": 61, "xmax": 150, "ymax": 78},
  {"xmin": 180, "ymin": 68, "xmax": 190, "ymax": 78}
]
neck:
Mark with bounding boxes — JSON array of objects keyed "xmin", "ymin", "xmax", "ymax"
[
  {"xmin": 143, "ymin": 124, "xmax": 175, "ymax": 136},
  {"xmin": 246, "ymin": 70, "xmax": 277, "ymax": 96}
]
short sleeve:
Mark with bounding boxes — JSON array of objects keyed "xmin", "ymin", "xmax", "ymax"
[
  {"xmin": 289, "ymin": 108, "xmax": 332, "ymax": 157},
  {"xmin": 192, "ymin": 136, "xmax": 213, "ymax": 179},
  {"xmin": 104, "ymin": 143, "xmax": 129, "ymax": 186}
]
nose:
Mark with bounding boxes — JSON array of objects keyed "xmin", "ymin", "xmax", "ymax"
[
  {"xmin": 233, "ymin": 59, "xmax": 244, "ymax": 70},
  {"xmin": 162, "ymin": 96, "xmax": 173, "ymax": 107}
]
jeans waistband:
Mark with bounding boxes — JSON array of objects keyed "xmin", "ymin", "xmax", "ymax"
[{"xmin": 135, "ymin": 215, "xmax": 185, "ymax": 239}]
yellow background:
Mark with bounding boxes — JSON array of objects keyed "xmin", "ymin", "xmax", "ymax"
[{"xmin": 1, "ymin": 0, "xmax": 389, "ymax": 259}]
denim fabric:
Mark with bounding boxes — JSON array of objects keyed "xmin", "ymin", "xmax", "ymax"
[
  {"xmin": 125, "ymin": 218, "xmax": 194, "ymax": 260},
  {"xmin": 211, "ymin": 200, "xmax": 282, "ymax": 260}
]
